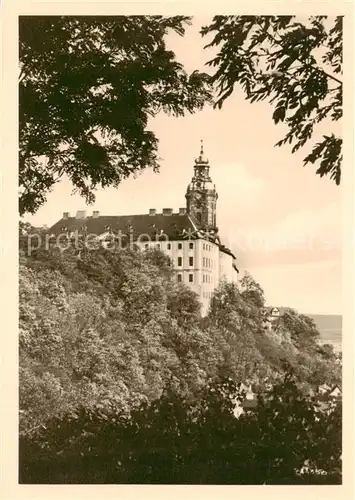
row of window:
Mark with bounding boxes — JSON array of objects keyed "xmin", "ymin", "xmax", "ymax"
[
  {"xmin": 203, "ymin": 291, "xmax": 213, "ymax": 298},
  {"xmin": 203, "ymin": 257, "xmax": 213, "ymax": 269},
  {"xmin": 176, "ymin": 242, "xmax": 194, "ymax": 250},
  {"xmin": 177, "ymin": 256, "xmax": 194, "ymax": 267},
  {"xmin": 177, "ymin": 274, "xmax": 212, "ymax": 285},
  {"xmin": 203, "ymin": 243, "xmax": 213, "ymax": 251},
  {"xmin": 144, "ymin": 242, "xmax": 194, "ymax": 250},
  {"xmin": 177, "ymin": 273, "xmax": 194, "ymax": 283}
]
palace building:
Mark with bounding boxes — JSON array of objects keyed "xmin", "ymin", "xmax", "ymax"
[{"xmin": 48, "ymin": 142, "xmax": 239, "ymax": 315}]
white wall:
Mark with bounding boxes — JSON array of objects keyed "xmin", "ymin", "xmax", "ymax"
[{"xmin": 135, "ymin": 238, "xmax": 236, "ymax": 316}]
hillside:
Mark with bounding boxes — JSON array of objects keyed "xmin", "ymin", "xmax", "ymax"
[{"xmin": 19, "ymin": 246, "xmax": 342, "ymax": 484}]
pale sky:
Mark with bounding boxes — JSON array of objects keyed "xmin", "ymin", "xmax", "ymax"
[{"xmin": 24, "ymin": 17, "xmax": 342, "ymax": 315}]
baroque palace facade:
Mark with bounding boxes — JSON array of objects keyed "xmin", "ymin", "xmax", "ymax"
[{"xmin": 49, "ymin": 142, "xmax": 239, "ymax": 314}]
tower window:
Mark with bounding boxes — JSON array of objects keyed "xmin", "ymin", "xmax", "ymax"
[
  {"xmin": 178, "ymin": 243, "xmax": 182, "ymax": 249},
  {"xmin": 203, "ymin": 243, "xmax": 205, "ymax": 250},
  {"xmin": 177, "ymin": 257, "xmax": 182, "ymax": 266},
  {"xmin": 167, "ymin": 243, "xmax": 171, "ymax": 250},
  {"xmin": 189, "ymin": 256, "xmax": 193, "ymax": 266},
  {"xmin": 189, "ymin": 242, "xmax": 194, "ymax": 249},
  {"xmin": 189, "ymin": 273, "xmax": 193, "ymax": 283},
  {"xmin": 203, "ymin": 257, "xmax": 205, "ymax": 267},
  {"xmin": 177, "ymin": 274, "xmax": 182, "ymax": 283}
]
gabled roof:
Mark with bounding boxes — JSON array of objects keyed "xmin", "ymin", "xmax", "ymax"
[
  {"xmin": 328, "ymin": 385, "xmax": 342, "ymax": 396},
  {"xmin": 48, "ymin": 213, "xmax": 239, "ymax": 263},
  {"xmin": 49, "ymin": 213, "xmax": 199, "ymax": 242}
]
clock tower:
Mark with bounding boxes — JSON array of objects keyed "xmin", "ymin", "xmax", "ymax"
[{"xmin": 185, "ymin": 141, "xmax": 218, "ymax": 232}]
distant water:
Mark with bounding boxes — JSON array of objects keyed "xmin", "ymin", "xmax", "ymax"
[{"xmin": 307, "ymin": 314, "xmax": 342, "ymax": 352}]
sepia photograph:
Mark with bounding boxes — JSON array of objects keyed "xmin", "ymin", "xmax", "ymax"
[{"xmin": 15, "ymin": 10, "xmax": 346, "ymax": 486}]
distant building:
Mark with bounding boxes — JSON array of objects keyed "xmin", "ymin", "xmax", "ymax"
[
  {"xmin": 262, "ymin": 306, "xmax": 282, "ymax": 331},
  {"xmin": 47, "ymin": 142, "xmax": 239, "ymax": 315}
]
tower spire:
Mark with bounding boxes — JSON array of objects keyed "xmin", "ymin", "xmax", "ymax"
[
  {"xmin": 186, "ymin": 141, "xmax": 218, "ymax": 230},
  {"xmin": 196, "ymin": 139, "xmax": 208, "ymax": 164}
]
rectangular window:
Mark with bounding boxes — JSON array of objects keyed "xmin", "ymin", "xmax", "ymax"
[
  {"xmin": 167, "ymin": 243, "xmax": 171, "ymax": 250},
  {"xmin": 177, "ymin": 257, "xmax": 182, "ymax": 266},
  {"xmin": 189, "ymin": 273, "xmax": 193, "ymax": 283},
  {"xmin": 203, "ymin": 243, "xmax": 205, "ymax": 250},
  {"xmin": 189, "ymin": 256, "xmax": 193, "ymax": 266},
  {"xmin": 189, "ymin": 242, "xmax": 194, "ymax": 249},
  {"xmin": 178, "ymin": 243, "xmax": 182, "ymax": 249},
  {"xmin": 203, "ymin": 257, "xmax": 205, "ymax": 267},
  {"xmin": 177, "ymin": 274, "xmax": 182, "ymax": 282}
]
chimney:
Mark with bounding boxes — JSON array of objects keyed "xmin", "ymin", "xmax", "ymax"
[
  {"xmin": 76, "ymin": 210, "xmax": 87, "ymax": 219},
  {"xmin": 149, "ymin": 208, "xmax": 156, "ymax": 216},
  {"xmin": 162, "ymin": 208, "xmax": 173, "ymax": 216},
  {"xmin": 179, "ymin": 208, "xmax": 186, "ymax": 215},
  {"xmin": 92, "ymin": 210, "xmax": 100, "ymax": 218},
  {"xmin": 63, "ymin": 212, "xmax": 70, "ymax": 219}
]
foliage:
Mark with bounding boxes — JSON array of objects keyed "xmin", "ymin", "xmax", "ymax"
[
  {"xmin": 19, "ymin": 16, "xmax": 212, "ymax": 214},
  {"xmin": 19, "ymin": 245, "xmax": 341, "ymax": 483},
  {"xmin": 19, "ymin": 376, "xmax": 342, "ymax": 484},
  {"xmin": 19, "ymin": 245, "xmax": 340, "ymax": 434},
  {"xmin": 202, "ymin": 16, "xmax": 342, "ymax": 183}
]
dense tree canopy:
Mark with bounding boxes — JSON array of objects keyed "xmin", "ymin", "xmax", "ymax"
[
  {"xmin": 19, "ymin": 16, "xmax": 212, "ymax": 215},
  {"xmin": 19, "ymin": 244, "xmax": 340, "ymax": 436},
  {"xmin": 20, "ymin": 376, "xmax": 341, "ymax": 484},
  {"xmin": 202, "ymin": 16, "xmax": 342, "ymax": 184}
]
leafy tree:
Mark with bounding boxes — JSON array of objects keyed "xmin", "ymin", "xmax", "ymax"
[
  {"xmin": 19, "ymin": 376, "xmax": 342, "ymax": 484},
  {"xmin": 202, "ymin": 16, "xmax": 342, "ymax": 183},
  {"xmin": 238, "ymin": 271, "xmax": 265, "ymax": 309},
  {"xmin": 19, "ymin": 245, "xmax": 341, "ymax": 448},
  {"xmin": 19, "ymin": 16, "xmax": 212, "ymax": 215}
]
